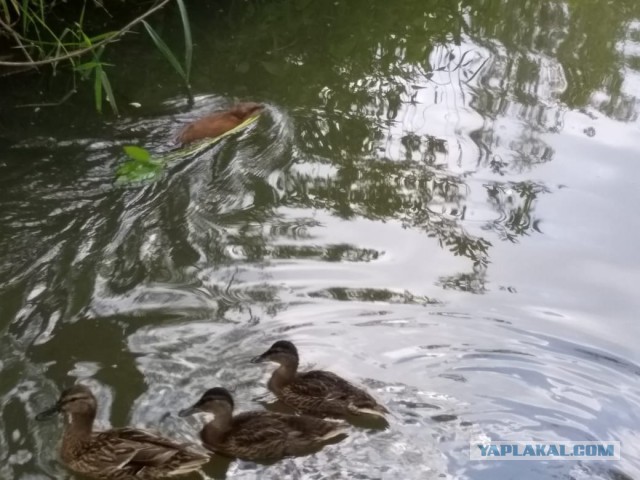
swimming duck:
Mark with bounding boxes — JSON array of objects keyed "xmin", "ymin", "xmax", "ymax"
[
  {"xmin": 35, "ymin": 384, "xmax": 209, "ymax": 479},
  {"xmin": 251, "ymin": 340, "xmax": 389, "ymax": 419},
  {"xmin": 177, "ymin": 102, "xmax": 264, "ymax": 145},
  {"xmin": 178, "ymin": 387, "xmax": 347, "ymax": 461}
]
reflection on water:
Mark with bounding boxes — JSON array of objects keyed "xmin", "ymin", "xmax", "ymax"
[{"xmin": 1, "ymin": 0, "xmax": 640, "ymax": 478}]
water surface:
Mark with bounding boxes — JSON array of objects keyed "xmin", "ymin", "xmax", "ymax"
[{"xmin": 1, "ymin": 0, "xmax": 640, "ymax": 479}]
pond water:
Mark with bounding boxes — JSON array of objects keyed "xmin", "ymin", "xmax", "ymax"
[{"xmin": 1, "ymin": 0, "xmax": 640, "ymax": 479}]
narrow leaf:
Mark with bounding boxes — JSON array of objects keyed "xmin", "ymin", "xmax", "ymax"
[
  {"xmin": 143, "ymin": 20, "xmax": 186, "ymax": 80},
  {"xmin": 88, "ymin": 30, "xmax": 119, "ymax": 43},
  {"xmin": 94, "ymin": 63, "xmax": 103, "ymax": 113},
  {"xmin": 176, "ymin": 0, "xmax": 192, "ymax": 83},
  {"xmin": 0, "ymin": 0, "xmax": 10, "ymax": 23},
  {"xmin": 20, "ymin": 0, "xmax": 29, "ymax": 34},
  {"xmin": 100, "ymin": 70, "xmax": 118, "ymax": 115},
  {"xmin": 75, "ymin": 61, "xmax": 101, "ymax": 71},
  {"xmin": 80, "ymin": 31, "xmax": 93, "ymax": 48}
]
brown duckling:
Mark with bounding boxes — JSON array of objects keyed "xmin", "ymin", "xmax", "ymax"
[
  {"xmin": 36, "ymin": 384, "xmax": 209, "ymax": 479},
  {"xmin": 178, "ymin": 387, "xmax": 347, "ymax": 461},
  {"xmin": 177, "ymin": 102, "xmax": 264, "ymax": 145},
  {"xmin": 251, "ymin": 340, "xmax": 389, "ymax": 419}
]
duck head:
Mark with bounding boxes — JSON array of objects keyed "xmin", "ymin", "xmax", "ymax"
[
  {"xmin": 251, "ymin": 340, "xmax": 299, "ymax": 366},
  {"xmin": 178, "ymin": 387, "xmax": 234, "ymax": 417},
  {"xmin": 36, "ymin": 384, "xmax": 97, "ymax": 421}
]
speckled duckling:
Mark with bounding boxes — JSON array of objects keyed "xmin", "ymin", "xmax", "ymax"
[
  {"xmin": 251, "ymin": 340, "xmax": 389, "ymax": 419},
  {"xmin": 36, "ymin": 385, "xmax": 209, "ymax": 479},
  {"xmin": 178, "ymin": 387, "xmax": 347, "ymax": 461}
]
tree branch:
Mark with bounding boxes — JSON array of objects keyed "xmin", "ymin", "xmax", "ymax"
[
  {"xmin": 0, "ymin": 0, "xmax": 172, "ymax": 67},
  {"xmin": 0, "ymin": 16, "xmax": 36, "ymax": 65}
]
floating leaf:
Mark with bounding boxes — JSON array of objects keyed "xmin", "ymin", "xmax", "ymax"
[
  {"xmin": 123, "ymin": 145, "xmax": 151, "ymax": 163},
  {"xmin": 116, "ymin": 159, "xmax": 163, "ymax": 184}
]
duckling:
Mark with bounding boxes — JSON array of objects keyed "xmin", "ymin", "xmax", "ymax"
[
  {"xmin": 178, "ymin": 387, "xmax": 347, "ymax": 461},
  {"xmin": 177, "ymin": 102, "xmax": 264, "ymax": 145},
  {"xmin": 35, "ymin": 384, "xmax": 209, "ymax": 479},
  {"xmin": 251, "ymin": 340, "xmax": 389, "ymax": 419}
]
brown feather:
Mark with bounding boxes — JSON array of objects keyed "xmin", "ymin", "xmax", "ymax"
[
  {"xmin": 36, "ymin": 385, "xmax": 209, "ymax": 479},
  {"xmin": 180, "ymin": 388, "xmax": 347, "ymax": 462},
  {"xmin": 255, "ymin": 341, "xmax": 389, "ymax": 418}
]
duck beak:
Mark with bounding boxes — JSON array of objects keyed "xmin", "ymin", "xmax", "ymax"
[
  {"xmin": 178, "ymin": 405, "xmax": 199, "ymax": 418},
  {"xmin": 250, "ymin": 353, "xmax": 267, "ymax": 364},
  {"xmin": 35, "ymin": 403, "xmax": 60, "ymax": 421}
]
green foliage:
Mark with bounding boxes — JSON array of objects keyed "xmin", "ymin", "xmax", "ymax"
[
  {"xmin": 143, "ymin": 21, "xmax": 187, "ymax": 84},
  {"xmin": 117, "ymin": 146, "xmax": 164, "ymax": 184},
  {"xmin": 75, "ymin": 44, "xmax": 118, "ymax": 115},
  {"xmin": 176, "ymin": 0, "xmax": 192, "ymax": 82},
  {"xmin": 123, "ymin": 145, "xmax": 152, "ymax": 163},
  {"xmin": 143, "ymin": 0, "xmax": 193, "ymax": 90},
  {"xmin": 0, "ymin": 0, "xmax": 192, "ymax": 114}
]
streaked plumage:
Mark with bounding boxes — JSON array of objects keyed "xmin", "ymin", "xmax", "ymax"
[
  {"xmin": 178, "ymin": 387, "xmax": 347, "ymax": 461},
  {"xmin": 35, "ymin": 385, "xmax": 209, "ymax": 479},
  {"xmin": 251, "ymin": 340, "xmax": 389, "ymax": 419}
]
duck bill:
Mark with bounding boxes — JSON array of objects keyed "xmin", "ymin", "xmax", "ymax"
[
  {"xmin": 178, "ymin": 405, "xmax": 200, "ymax": 418},
  {"xmin": 250, "ymin": 353, "xmax": 267, "ymax": 364},
  {"xmin": 35, "ymin": 404, "xmax": 60, "ymax": 421}
]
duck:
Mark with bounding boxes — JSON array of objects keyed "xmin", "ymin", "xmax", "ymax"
[
  {"xmin": 176, "ymin": 102, "xmax": 264, "ymax": 145},
  {"xmin": 251, "ymin": 340, "xmax": 389, "ymax": 419},
  {"xmin": 35, "ymin": 384, "xmax": 210, "ymax": 479},
  {"xmin": 178, "ymin": 387, "xmax": 347, "ymax": 461}
]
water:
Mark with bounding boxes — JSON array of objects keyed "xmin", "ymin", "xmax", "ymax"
[{"xmin": 1, "ymin": 0, "xmax": 640, "ymax": 478}]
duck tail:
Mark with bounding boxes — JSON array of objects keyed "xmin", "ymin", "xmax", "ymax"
[{"xmin": 166, "ymin": 454, "xmax": 210, "ymax": 476}]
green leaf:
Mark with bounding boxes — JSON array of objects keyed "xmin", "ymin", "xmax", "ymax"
[
  {"xmin": 0, "ymin": 1, "xmax": 11, "ymax": 23},
  {"xmin": 176, "ymin": 0, "xmax": 192, "ymax": 83},
  {"xmin": 78, "ymin": 1, "xmax": 86, "ymax": 30},
  {"xmin": 74, "ymin": 61, "xmax": 100, "ymax": 71},
  {"xmin": 100, "ymin": 69, "xmax": 118, "ymax": 115},
  {"xmin": 20, "ymin": 0, "xmax": 29, "ymax": 34},
  {"xmin": 94, "ymin": 62, "xmax": 103, "ymax": 113},
  {"xmin": 116, "ymin": 160, "xmax": 164, "ymax": 185},
  {"xmin": 88, "ymin": 31, "xmax": 119, "ymax": 43},
  {"xmin": 79, "ymin": 30, "xmax": 96, "ymax": 49},
  {"xmin": 143, "ymin": 20, "xmax": 186, "ymax": 81},
  {"xmin": 75, "ymin": 61, "xmax": 114, "ymax": 71},
  {"xmin": 123, "ymin": 145, "xmax": 151, "ymax": 163}
]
